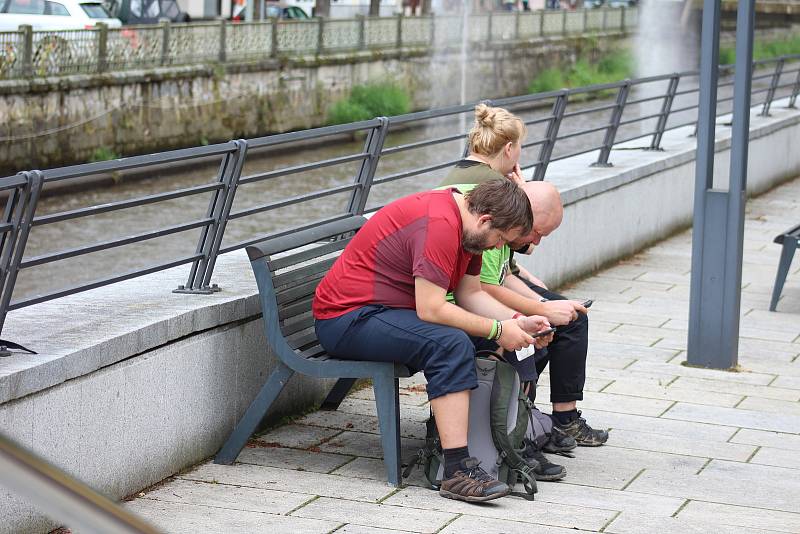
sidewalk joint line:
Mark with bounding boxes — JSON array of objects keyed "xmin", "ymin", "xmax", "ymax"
[
  {"xmin": 619, "ymin": 468, "xmax": 646, "ymax": 491},
  {"xmin": 377, "ymin": 487, "xmax": 402, "ymax": 503},
  {"xmin": 599, "ymin": 510, "xmax": 622, "ymax": 532},
  {"xmin": 656, "ymin": 400, "xmax": 677, "ymax": 417},
  {"xmin": 327, "ymin": 455, "xmax": 358, "ymax": 474},
  {"xmin": 695, "ymin": 457, "xmax": 713, "ymax": 475},
  {"xmin": 285, "ymin": 494, "xmax": 320, "ymax": 516},
  {"xmin": 599, "ymin": 380, "xmax": 615, "ymax": 393},
  {"xmin": 733, "ymin": 396, "xmax": 747, "ymax": 408},
  {"xmin": 664, "ymin": 375, "xmax": 680, "ymax": 387},
  {"xmin": 671, "ymin": 498, "xmax": 691, "ymax": 518},
  {"xmin": 326, "ymin": 524, "xmax": 347, "ymax": 534},
  {"xmin": 727, "ymin": 427, "xmax": 742, "ymax": 444},
  {"xmin": 434, "ymin": 513, "xmax": 462, "ymax": 533},
  {"xmin": 621, "ymin": 359, "xmax": 637, "ymax": 370},
  {"xmin": 745, "ymin": 445, "xmax": 762, "ymax": 463},
  {"xmin": 766, "ymin": 374, "xmax": 779, "ymax": 386}
]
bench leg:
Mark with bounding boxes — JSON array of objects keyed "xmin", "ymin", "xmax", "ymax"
[
  {"xmin": 770, "ymin": 240, "xmax": 797, "ymax": 311},
  {"xmin": 215, "ymin": 362, "xmax": 294, "ymax": 465},
  {"xmin": 320, "ymin": 378, "xmax": 358, "ymax": 411},
  {"xmin": 373, "ymin": 372, "xmax": 402, "ymax": 487}
]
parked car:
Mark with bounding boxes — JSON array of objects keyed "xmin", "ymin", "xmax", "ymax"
[
  {"xmin": 231, "ymin": 0, "xmax": 310, "ymax": 21},
  {"xmin": 103, "ymin": 0, "xmax": 189, "ymax": 24},
  {"xmin": 0, "ymin": 0, "xmax": 122, "ymax": 30}
]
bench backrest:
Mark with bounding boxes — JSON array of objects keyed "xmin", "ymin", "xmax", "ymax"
[{"xmin": 245, "ymin": 216, "xmax": 366, "ymax": 372}]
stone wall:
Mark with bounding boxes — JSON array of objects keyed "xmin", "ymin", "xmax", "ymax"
[{"xmin": 0, "ymin": 33, "xmax": 627, "ymax": 174}]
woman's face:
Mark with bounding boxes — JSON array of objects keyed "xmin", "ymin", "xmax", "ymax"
[{"xmin": 500, "ymin": 141, "xmax": 521, "ymax": 175}]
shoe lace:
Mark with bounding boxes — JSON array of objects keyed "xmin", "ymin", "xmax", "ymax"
[{"xmin": 463, "ymin": 462, "xmax": 494, "ymax": 483}]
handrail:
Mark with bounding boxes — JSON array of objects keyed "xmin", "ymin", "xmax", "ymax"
[{"xmin": 0, "ymin": 52, "xmax": 797, "ymax": 342}]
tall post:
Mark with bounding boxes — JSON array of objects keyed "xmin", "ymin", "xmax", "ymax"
[
  {"xmin": 160, "ymin": 20, "xmax": 170, "ymax": 66},
  {"xmin": 218, "ymin": 19, "xmax": 227, "ymax": 63},
  {"xmin": 620, "ymin": 6, "xmax": 626, "ymax": 31},
  {"xmin": 687, "ymin": 0, "xmax": 755, "ymax": 369},
  {"xmin": 317, "ymin": 16, "xmax": 325, "ymax": 55},
  {"xmin": 649, "ymin": 74, "xmax": 680, "ymax": 150},
  {"xmin": 20, "ymin": 25, "xmax": 33, "ymax": 77},
  {"xmin": 533, "ymin": 91, "xmax": 568, "ymax": 181},
  {"xmin": 561, "ymin": 8, "xmax": 567, "ymax": 35},
  {"xmin": 357, "ymin": 14, "xmax": 365, "ymax": 50},
  {"xmin": 347, "ymin": 118, "xmax": 389, "ymax": 216},
  {"xmin": 429, "ymin": 12, "xmax": 435, "ymax": 46},
  {"xmin": 592, "ymin": 80, "xmax": 630, "ymax": 167},
  {"xmin": 760, "ymin": 58, "xmax": 783, "ymax": 116},
  {"xmin": 789, "ymin": 65, "xmax": 800, "ymax": 109},
  {"xmin": 396, "ymin": 13, "xmax": 403, "ymax": 50},
  {"xmin": 487, "ymin": 11, "xmax": 493, "ymax": 44},
  {"xmin": 270, "ymin": 17, "xmax": 279, "ymax": 57},
  {"xmin": 96, "ymin": 23, "xmax": 108, "ymax": 73}
]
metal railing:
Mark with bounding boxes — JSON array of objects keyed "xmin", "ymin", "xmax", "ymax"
[
  {"xmin": 0, "ymin": 8, "xmax": 637, "ymax": 80},
  {"xmin": 0, "ymin": 53, "xmax": 798, "ymax": 350}
]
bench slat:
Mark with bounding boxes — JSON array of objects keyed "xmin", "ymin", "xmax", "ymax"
[
  {"xmin": 246, "ymin": 216, "xmax": 366, "ymax": 261},
  {"xmin": 279, "ymin": 296, "xmax": 314, "ymax": 322},
  {"xmin": 281, "ymin": 315, "xmax": 315, "ymax": 337},
  {"xmin": 276, "ymin": 276, "xmax": 324, "ymax": 306},
  {"xmin": 268, "ymin": 238, "xmax": 351, "ymax": 272},
  {"xmin": 272, "ymin": 257, "xmax": 337, "ymax": 289}
]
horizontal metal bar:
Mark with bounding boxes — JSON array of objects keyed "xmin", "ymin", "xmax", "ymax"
[
  {"xmin": 613, "ymin": 131, "xmax": 659, "ymax": 146},
  {"xmin": 750, "ymin": 87, "xmax": 771, "ymax": 95},
  {"xmin": 41, "ymin": 143, "xmax": 238, "ymax": 183},
  {"xmin": 617, "ymin": 112, "xmax": 662, "ymax": 126},
  {"xmin": 371, "ymin": 159, "xmax": 460, "ymax": 185},
  {"xmin": 32, "ymin": 182, "xmax": 223, "ymax": 227},
  {"xmin": 624, "ymin": 93, "xmax": 675, "ymax": 106},
  {"xmin": 238, "ymin": 152, "xmax": 369, "ymax": 185},
  {"xmin": 388, "ymin": 102, "xmax": 478, "ymax": 125},
  {"xmin": 548, "ymin": 144, "xmax": 606, "ymax": 163},
  {"xmin": 555, "ymin": 124, "xmax": 610, "ymax": 141},
  {"xmin": 567, "ymin": 80, "xmax": 627, "ymax": 96},
  {"xmin": 521, "ymin": 139, "xmax": 547, "ymax": 149},
  {"xmin": 246, "ymin": 119, "xmax": 383, "ymax": 149},
  {"xmin": 379, "ymin": 132, "xmax": 465, "ymax": 156},
  {"xmin": 228, "ymin": 182, "xmax": 358, "ymax": 220},
  {"xmin": 489, "ymin": 90, "xmax": 563, "ymax": 108},
  {"xmin": 562, "ymin": 102, "xmax": 618, "ymax": 118},
  {"xmin": 674, "ymin": 88, "xmax": 700, "ymax": 97},
  {"xmin": 218, "ymin": 213, "xmax": 353, "ymax": 255},
  {"xmin": 523, "ymin": 115, "xmax": 555, "ymax": 127},
  {"xmin": 10, "ymin": 254, "xmax": 203, "ymax": 310},
  {"xmin": 0, "ymin": 223, "xmax": 13, "ymax": 234},
  {"xmin": 0, "ymin": 175, "xmax": 28, "ymax": 190},
  {"xmin": 20, "ymin": 218, "xmax": 213, "ymax": 268},
  {"xmin": 669, "ymin": 103, "xmax": 699, "ymax": 114}
]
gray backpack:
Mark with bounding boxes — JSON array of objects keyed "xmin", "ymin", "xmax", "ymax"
[{"xmin": 406, "ymin": 357, "xmax": 543, "ymax": 499}]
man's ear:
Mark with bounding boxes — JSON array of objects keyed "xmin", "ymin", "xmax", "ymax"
[{"xmin": 476, "ymin": 214, "xmax": 493, "ymax": 228}]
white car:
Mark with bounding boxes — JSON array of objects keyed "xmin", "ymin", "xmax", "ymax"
[{"xmin": 0, "ymin": 0, "xmax": 122, "ymax": 31}]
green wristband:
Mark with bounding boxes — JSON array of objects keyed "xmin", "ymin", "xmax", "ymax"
[{"xmin": 487, "ymin": 319, "xmax": 498, "ymax": 340}]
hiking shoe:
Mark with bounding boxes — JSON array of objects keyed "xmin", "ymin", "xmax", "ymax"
[
  {"xmin": 543, "ymin": 426, "xmax": 578, "ymax": 455},
  {"xmin": 439, "ymin": 457, "xmax": 511, "ymax": 502},
  {"xmin": 522, "ymin": 439, "xmax": 567, "ymax": 481},
  {"xmin": 554, "ymin": 411, "xmax": 609, "ymax": 446}
]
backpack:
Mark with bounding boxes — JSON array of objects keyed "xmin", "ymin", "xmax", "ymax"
[{"xmin": 405, "ymin": 356, "xmax": 540, "ymax": 499}]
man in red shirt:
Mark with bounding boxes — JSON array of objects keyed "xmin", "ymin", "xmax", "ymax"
[{"xmin": 314, "ymin": 179, "xmax": 551, "ymax": 502}]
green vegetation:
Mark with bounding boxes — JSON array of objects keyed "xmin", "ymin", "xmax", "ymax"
[
  {"xmin": 89, "ymin": 146, "xmax": 119, "ymax": 162},
  {"xmin": 720, "ymin": 33, "xmax": 800, "ymax": 64},
  {"xmin": 528, "ymin": 49, "xmax": 634, "ymax": 94},
  {"xmin": 327, "ymin": 82, "xmax": 411, "ymax": 125}
]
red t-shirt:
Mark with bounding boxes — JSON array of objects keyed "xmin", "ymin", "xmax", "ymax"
[{"xmin": 313, "ymin": 189, "xmax": 482, "ymax": 319}]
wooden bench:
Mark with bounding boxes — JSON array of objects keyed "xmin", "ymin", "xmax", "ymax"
[
  {"xmin": 214, "ymin": 216, "xmax": 411, "ymax": 486},
  {"xmin": 770, "ymin": 223, "xmax": 800, "ymax": 311}
]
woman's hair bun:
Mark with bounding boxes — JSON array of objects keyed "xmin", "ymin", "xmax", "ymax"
[{"xmin": 474, "ymin": 103, "xmax": 495, "ymax": 128}]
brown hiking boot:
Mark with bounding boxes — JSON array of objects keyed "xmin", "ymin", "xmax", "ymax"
[{"xmin": 439, "ymin": 457, "xmax": 511, "ymax": 503}]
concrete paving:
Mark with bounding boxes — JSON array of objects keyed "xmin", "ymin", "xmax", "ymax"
[{"xmin": 125, "ymin": 176, "xmax": 800, "ymax": 533}]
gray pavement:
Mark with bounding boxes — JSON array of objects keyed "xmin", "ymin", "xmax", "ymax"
[{"xmin": 126, "ymin": 177, "xmax": 800, "ymax": 533}]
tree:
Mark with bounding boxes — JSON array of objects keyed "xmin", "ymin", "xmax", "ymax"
[
  {"xmin": 369, "ymin": 0, "xmax": 380, "ymax": 16},
  {"xmin": 316, "ymin": 0, "xmax": 330, "ymax": 17}
]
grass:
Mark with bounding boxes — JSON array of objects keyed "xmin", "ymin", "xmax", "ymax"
[
  {"xmin": 528, "ymin": 49, "xmax": 634, "ymax": 94},
  {"xmin": 89, "ymin": 146, "xmax": 119, "ymax": 162},
  {"xmin": 327, "ymin": 82, "xmax": 411, "ymax": 125},
  {"xmin": 720, "ymin": 33, "xmax": 800, "ymax": 64}
]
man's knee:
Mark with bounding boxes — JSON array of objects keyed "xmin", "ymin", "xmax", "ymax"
[{"xmin": 423, "ymin": 328, "xmax": 477, "ymax": 399}]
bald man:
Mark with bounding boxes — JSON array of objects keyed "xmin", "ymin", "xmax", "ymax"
[{"xmin": 484, "ymin": 182, "xmax": 608, "ymax": 449}]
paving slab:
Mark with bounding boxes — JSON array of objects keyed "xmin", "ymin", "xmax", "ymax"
[
  {"xmin": 670, "ymin": 375, "xmax": 800, "ymax": 402},
  {"xmin": 749, "ymin": 446, "xmax": 800, "ymax": 469},
  {"xmin": 729, "ymin": 428, "xmax": 800, "ymax": 450},
  {"xmin": 291, "ymin": 497, "xmax": 456, "ymax": 533},
  {"xmin": 383, "ymin": 485, "xmax": 616, "ymax": 531},
  {"xmin": 579, "ymin": 409, "xmax": 738, "ymax": 442},
  {"xmin": 736, "ymin": 395, "xmax": 800, "ymax": 416},
  {"xmin": 533, "ymin": 482, "xmax": 684, "ymax": 517},
  {"xmin": 678, "ymin": 500, "xmax": 800, "ymax": 533},
  {"xmin": 236, "ymin": 445, "xmax": 353, "ymax": 473},
  {"xmin": 662, "ymin": 402, "xmax": 800, "ymax": 433},
  {"xmin": 438, "ymin": 514, "xmax": 598, "ymax": 534},
  {"xmin": 331, "ymin": 457, "xmax": 431, "ymax": 488},
  {"xmin": 317, "ymin": 430, "xmax": 425, "ymax": 460},
  {"xmin": 603, "ymin": 428, "xmax": 755, "ymax": 461},
  {"xmin": 602, "ymin": 377, "xmax": 744, "ymax": 407},
  {"xmin": 625, "ymin": 360, "xmax": 776, "ymax": 385},
  {"xmin": 334, "ymin": 525, "xmax": 416, "ymax": 534},
  {"xmin": 252, "ymin": 423, "xmax": 341, "ymax": 450},
  {"xmin": 605, "ymin": 512, "xmax": 778, "ymax": 534},
  {"xmin": 297, "ymin": 410, "xmax": 427, "ymax": 440}
]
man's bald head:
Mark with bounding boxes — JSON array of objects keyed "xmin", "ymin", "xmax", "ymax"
[{"xmin": 520, "ymin": 181, "xmax": 563, "ymax": 244}]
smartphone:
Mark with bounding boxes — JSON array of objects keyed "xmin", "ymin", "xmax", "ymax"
[
  {"xmin": 582, "ymin": 299, "xmax": 593, "ymax": 308},
  {"xmin": 532, "ymin": 326, "xmax": 556, "ymax": 338}
]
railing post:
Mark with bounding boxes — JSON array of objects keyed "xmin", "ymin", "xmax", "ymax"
[
  {"xmin": 20, "ymin": 25, "xmax": 32, "ymax": 77},
  {"xmin": 649, "ymin": 74, "xmax": 680, "ymax": 150},
  {"xmin": 620, "ymin": 6, "xmax": 626, "ymax": 31},
  {"xmin": 0, "ymin": 171, "xmax": 42, "ymax": 341},
  {"xmin": 270, "ymin": 17, "xmax": 279, "ymax": 57},
  {"xmin": 179, "ymin": 140, "xmax": 247, "ymax": 293},
  {"xmin": 429, "ymin": 12, "xmax": 435, "ymax": 46},
  {"xmin": 602, "ymin": 7, "xmax": 608, "ymax": 31},
  {"xmin": 396, "ymin": 13, "xmax": 403, "ymax": 50},
  {"xmin": 789, "ymin": 62, "xmax": 800, "ymax": 109},
  {"xmin": 357, "ymin": 14, "xmax": 365, "ymax": 50},
  {"xmin": 218, "ymin": 19, "xmax": 227, "ymax": 63},
  {"xmin": 515, "ymin": 11, "xmax": 521, "ymax": 40},
  {"xmin": 533, "ymin": 91, "xmax": 568, "ymax": 181},
  {"xmin": 583, "ymin": 7, "xmax": 588, "ymax": 32},
  {"xmin": 539, "ymin": 8, "xmax": 545, "ymax": 36},
  {"xmin": 317, "ymin": 16, "xmax": 325, "ymax": 55},
  {"xmin": 561, "ymin": 8, "xmax": 567, "ymax": 35},
  {"xmin": 592, "ymin": 80, "xmax": 631, "ymax": 167},
  {"xmin": 347, "ymin": 118, "xmax": 389, "ymax": 216},
  {"xmin": 96, "ymin": 23, "xmax": 108, "ymax": 73},
  {"xmin": 487, "ymin": 11, "xmax": 493, "ymax": 44},
  {"xmin": 760, "ymin": 58, "xmax": 784, "ymax": 116},
  {"xmin": 160, "ymin": 20, "xmax": 170, "ymax": 66}
]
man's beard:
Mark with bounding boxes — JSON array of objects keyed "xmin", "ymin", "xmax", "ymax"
[{"xmin": 462, "ymin": 227, "xmax": 493, "ymax": 255}]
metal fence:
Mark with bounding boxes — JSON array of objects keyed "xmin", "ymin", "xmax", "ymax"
[
  {"xmin": 0, "ymin": 53, "xmax": 798, "ymax": 351},
  {"xmin": 0, "ymin": 8, "xmax": 637, "ymax": 80}
]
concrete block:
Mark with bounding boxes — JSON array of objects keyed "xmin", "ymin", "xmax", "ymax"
[
  {"xmin": 749, "ymin": 446, "xmax": 800, "ymax": 469},
  {"xmin": 662, "ymin": 402, "xmax": 800, "ymax": 434},
  {"xmin": 589, "ymin": 341, "xmax": 679, "ymax": 362},
  {"xmin": 254, "ymin": 423, "xmax": 341, "ymax": 450},
  {"xmin": 670, "ymin": 376, "xmax": 800, "ymax": 402},
  {"xmin": 605, "ymin": 428, "xmax": 755, "ymax": 461},
  {"xmin": 602, "ymin": 377, "xmax": 744, "ymax": 407},
  {"xmin": 605, "ymin": 512, "xmax": 778, "ymax": 534},
  {"xmin": 591, "ymin": 330, "xmax": 665, "ymax": 349},
  {"xmin": 581, "ymin": 409, "xmax": 737, "ymax": 441},
  {"xmin": 180, "ymin": 463, "xmax": 396, "ymax": 503},
  {"xmin": 384, "ymin": 485, "xmax": 616, "ymax": 532},
  {"xmin": 625, "ymin": 360, "xmax": 776, "ymax": 385},
  {"xmin": 298, "ymin": 410, "xmax": 427, "ymax": 440},
  {"xmin": 730, "ymin": 428, "xmax": 800, "ymax": 450},
  {"xmin": 589, "ymin": 309, "xmax": 670, "ymax": 328},
  {"xmin": 438, "ymin": 513, "xmax": 603, "ymax": 534},
  {"xmin": 126, "ymin": 498, "xmax": 339, "ymax": 534},
  {"xmin": 678, "ymin": 499, "xmax": 800, "ymax": 533},
  {"xmin": 334, "ymin": 525, "xmax": 420, "ymax": 534},
  {"xmin": 533, "ymin": 481, "xmax": 683, "ymax": 517},
  {"xmin": 291, "ymin": 496, "xmax": 455, "ymax": 533},
  {"xmin": 568, "ymin": 391, "xmax": 673, "ymax": 417},
  {"xmin": 332, "ymin": 456, "xmax": 431, "ymax": 488},
  {"xmin": 317, "ymin": 430, "xmax": 424, "ymax": 460},
  {"xmin": 736, "ymin": 395, "xmax": 800, "ymax": 415},
  {"xmin": 237, "ymin": 445, "xmax": 352, "ymax": 473},
  {"xmin": 772, "ymin": 375, "xmax": 800, "ymax": 390}
]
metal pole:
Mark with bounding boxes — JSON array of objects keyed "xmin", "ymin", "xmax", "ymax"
[
  {"xmin": 687, "ymin": 0, "xmax": 755, "ymax": 369},
  {"xmin": 96, "ymin": 23, "xmax": 108, "ymax": 73},
  {"xmin": 760, "ymin": 58, "xmax": 783, "ymax": 117},
  {"xmin": 533, "ymin": 91, "xmax": 568, "ymax": 181},
  {"xmin": 649, "ymin": 74, "xmax": 681, "ymax": 150},
  {"xmin": 270, "ymin": 17, "xmax": 279, "ymax": 57},
  {"xmin": 592, "ymin": 80, "xmax": 631, "ymax": 167},
  {"xmin": 20, "ymin": 25, "xmax": 33, "ymax": 77},
  {"xmin": 789, "ymin": 65, "xmax": 800, "ymax": 109},
  {"xmin": 347, "ymin": 118, "xmax": 389, "ymax": 215},
  {"xmin": 160, "ymin": 21, "xmax": 170, "ymax": 66},
  {"xmin": 218, "ymin": 19, "xmax": 227, "ymax": 63}
]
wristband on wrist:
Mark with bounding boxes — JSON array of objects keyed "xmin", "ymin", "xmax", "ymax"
[
  {"xmin": 512, "ymin": 312, "xmax": 524, "ymax": 320},
  {"xmin": 494, "ymin": 320, "xmax": 503, "ymax": 341},
  {"xmin": 487, "ymin": 319, "xmax": 498, "ymax": 340}
]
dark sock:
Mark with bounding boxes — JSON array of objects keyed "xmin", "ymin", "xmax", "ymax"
[
  {"xmin": 443, "ymin": 446, "xmax": 470, "ymax": 478},
  {"xmin": 553, "ymin": 409, "xmax": 578, "ymax": 425}
]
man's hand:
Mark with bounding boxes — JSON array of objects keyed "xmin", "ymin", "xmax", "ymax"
[
  {"xmin": 497, "ymin": 319, "xmax": 534, "ymax": 351},
  {"xmin": 515, "ymin": 314, "xmax": 554, "ymax": 349},
  {"xmin": 541, "ymin": 300, "xmax": 587, "ymax": 326}
]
